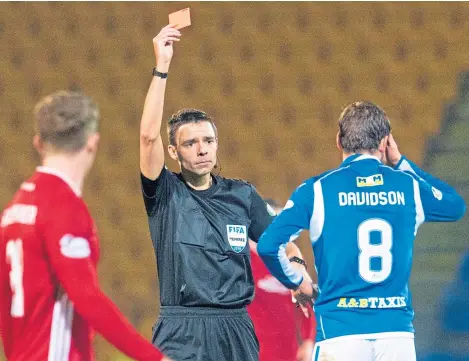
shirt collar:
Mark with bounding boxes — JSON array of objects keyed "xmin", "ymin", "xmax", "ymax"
[
  {"xmin": 341, "ymin": 153, "xmax": 382, "ymax": 167},
  {"xmin": 36, "ymin": 166, "xmax": 82, "ymax": 197}
]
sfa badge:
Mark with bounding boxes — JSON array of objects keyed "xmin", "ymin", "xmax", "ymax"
[{"xmin": 226, "ymin": 225, "xmax": 247, "ymax": 253}]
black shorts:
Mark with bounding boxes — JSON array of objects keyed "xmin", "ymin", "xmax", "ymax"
[{"xmin": 152, "ymin": 306, "xmax": 259, "ymax": 361}]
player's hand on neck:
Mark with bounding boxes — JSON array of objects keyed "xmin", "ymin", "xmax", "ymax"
[{"xmin": 385, "ymin": 133, "xmax": 402, "ymax": 166}]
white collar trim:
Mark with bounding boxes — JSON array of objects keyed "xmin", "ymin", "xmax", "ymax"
[
  {"xmin": 36, "ymin": 166, "xmax": 82, "ymax": 197},
  {"xmin": 352, "ymin": 154, "xmax": 382, "ymax": 163}
]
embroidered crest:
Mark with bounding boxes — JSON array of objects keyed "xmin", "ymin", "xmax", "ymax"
[{"xmin": 226, "ymin": 225, "xmax": 247, "ymax": 253}]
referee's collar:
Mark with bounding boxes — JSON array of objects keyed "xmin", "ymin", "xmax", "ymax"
[{"xmin": 341, "ymin": 153, "xmax": 382, "ymax": 167}]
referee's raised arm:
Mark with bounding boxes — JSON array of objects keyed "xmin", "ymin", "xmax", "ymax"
[{"xmin": 140, "ymin": 25, "xmax": 181, "ymax": 180}]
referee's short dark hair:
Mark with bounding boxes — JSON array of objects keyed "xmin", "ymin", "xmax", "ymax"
[
  {"xmin": 167, "ymin": 109, "xmax": 218, "ymax": 146},
  {"xmin": 338, "ymin": 101, "xmax": 391, "ymax": 153}
]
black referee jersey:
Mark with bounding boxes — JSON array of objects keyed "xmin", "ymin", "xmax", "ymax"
[{"xmin": 141, "ymin": 166, "xmax": 275, "ymax": 308}]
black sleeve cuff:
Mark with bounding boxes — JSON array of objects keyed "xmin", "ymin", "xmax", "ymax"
[
  {"xmin": 141, "ymin": 166, "xmax": 168, "ymax": 198},
  {"xmin": 141, "ymin": 172, "xmax": 158, "ymax": 198}
]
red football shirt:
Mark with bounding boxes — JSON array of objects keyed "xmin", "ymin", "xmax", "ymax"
[
  {"xmin": 0, "ymin": 167, "xmax": 163, "ymax": 361},
  {"xmin": 248, "ymin": 244, "xmax": 316, "ymax": 361}
]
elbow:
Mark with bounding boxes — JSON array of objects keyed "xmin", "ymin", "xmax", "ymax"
[
  {"xmin": 140, "ymin": 131, "xmax": 160, "ymax": 145},
  {"xmin": 66, "ymin": 286, "xmax": 94, "ymax": 308},
  {"xmin": 257, "ymin": 234, "xmax": 275, "ymax": 259},
  {"xmin": 453, "ymin": 195, "xmax": 466, "ymax": 221},
  {"xmin": 256, "ymin": 238, "xmax": 268, "ymax": 257},
  {"xmin": 63, "ymin": 281, "xmax": 100, "ymax": 315}
]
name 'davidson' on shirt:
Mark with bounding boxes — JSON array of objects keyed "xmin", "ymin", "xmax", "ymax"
[{"xmin": 338, "ymin": 191, "xmax": 405, "ymax": 207}]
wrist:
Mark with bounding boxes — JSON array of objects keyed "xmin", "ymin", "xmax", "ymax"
[
  {"xmin": 155, "ymin": 62, "xmax": 170, "ymax": 73},
  {"xmin": 292, "ymin": 275, "xmax": 304, "ymax": 291},
  {"xmin": 153, "ymin": 68, "xmax": 168, "ymax": 79},
  {"xmin": 392, "ymin": 155, "xmax": 403, "ymax": 168},
  {"xmin": 290, "ymin": 256, "xmax": 307, "ymax": 269}
]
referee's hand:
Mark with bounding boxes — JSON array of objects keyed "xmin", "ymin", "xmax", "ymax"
[{"xmin": 153, "ymin": 25, "xmax": 181, "ymax": 72}]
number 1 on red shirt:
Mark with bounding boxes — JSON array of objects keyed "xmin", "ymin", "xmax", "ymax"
[{"xmin": 6, "ymin": 239, "xmax": 24, "ymax": 318}]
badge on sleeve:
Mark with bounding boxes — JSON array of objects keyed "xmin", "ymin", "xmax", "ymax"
[
  {"xmin": 60, "ymin": 234, "xmax": 91, "ymax": 258},
  {"xmin": 432, "ymin": 186, "xmax": 443, "ymax": 200},
  {"xmin": 226, "ymin": 225, "xmax": 247, "ymax": 253}
]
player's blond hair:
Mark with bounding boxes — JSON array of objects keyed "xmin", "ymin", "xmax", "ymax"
[{"xmin": 34, "ymin": 91, "xmax": 99, "ymax": 152}]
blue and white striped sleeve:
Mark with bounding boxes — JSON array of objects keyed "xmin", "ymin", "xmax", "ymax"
[
  {"xmin": 397, "ymin": 156, "xmax": 466, "ymax": 222},
  {"xmin": 257, "ymin": 179, "xmax": 315, "ymax": 289}
]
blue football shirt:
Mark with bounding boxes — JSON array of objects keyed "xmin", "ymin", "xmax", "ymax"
[{"xmin": 258, "ymin": 154, "xmax": 466, "ymax": 341}]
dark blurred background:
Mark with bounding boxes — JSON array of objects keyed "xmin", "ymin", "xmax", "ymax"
[{"xmin": 0, "ymin": 3, "xmax": 468, "ymax": 360}]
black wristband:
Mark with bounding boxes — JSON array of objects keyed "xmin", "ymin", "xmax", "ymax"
[
  {"xmin": 152, "ymin": 68, "xmax": 168, "ymax": 79},
  {"xmin": 289, "ymin": 256, "xmax": 307, "ymax": 269}
]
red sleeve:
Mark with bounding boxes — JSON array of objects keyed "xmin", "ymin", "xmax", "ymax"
[
  {"xmin": 42, "ymin": 199, "xmax": 164, "ymax": 361},
  {"xmin": 294, "ymin": 305, "xmax": 316, "ymax": 341},
  {"xmin": 0, "ymin": 222, "xmax": 12, "ymax": 358}
]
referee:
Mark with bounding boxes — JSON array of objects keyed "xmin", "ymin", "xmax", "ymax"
[{"xmin": 139, "ymin": 26, "xmax": 306, "ymax": 361}]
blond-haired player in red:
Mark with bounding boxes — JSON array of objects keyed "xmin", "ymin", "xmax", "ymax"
[{"xmin": 0, "ymin": 91, "xmax": 171, "ymax": 361}]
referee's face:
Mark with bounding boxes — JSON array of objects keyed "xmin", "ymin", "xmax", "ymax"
[{"xmin": 171, "ymin": 121, "xmax": 218, "ymax": 176}]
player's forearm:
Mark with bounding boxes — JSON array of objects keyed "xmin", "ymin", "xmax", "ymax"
[
  {"xmin": 258, "ymin": 234, "xmax": 303, "ymax": 289},
  {"xmin": 396, "ymin": 156, "xmax": 457, "ymax": 192},
  {"xmin": 140, "ymin": 75, "xmax": 168, "ymax": 142},
  {"xmin": 397, "ymin": 156, "xmax": 466, "ymax": 221},
  {"xmin": 70, "ymin": 287, "xmax": 163, "ymax": 361},
  {"xmin": 285, "ymin": 242, "xmax": 303, "ymax": 260}
]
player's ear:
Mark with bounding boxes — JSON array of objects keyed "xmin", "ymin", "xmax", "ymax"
[
  {"xmin": 336, "ymin": 131, "xmax": 343, "ymax": 152},
  {"xmin": 33, "ymin": 135, "xmax": 42, "ymax": 153},
  {"xmin": 87, "ymin": 133, "xmax": 100, "ymax": 153},
  {"xmin": 168, "ymin": 144, "xmax": 179, "ymax": 161},
  {"xmin": 33, "ymin": 134, "xmax": 46, "ymax": 158},
  {"xmin": 378, "ymin": 136, "xmax": 388, "ymax": 153}
]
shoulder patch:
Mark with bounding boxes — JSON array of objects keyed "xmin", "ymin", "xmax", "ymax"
[
  {"xmin": 59, "ymin": 234, "xmax": 91, "ymax": 259},
  {"xmin": 431, "ymin": 186, "xmax": 443, "ymax": 200}
]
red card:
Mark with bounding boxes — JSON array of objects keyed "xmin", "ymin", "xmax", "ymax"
[{"xmin": 169, "ymin": 8, "xmax": 191, "ymax": 30}]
